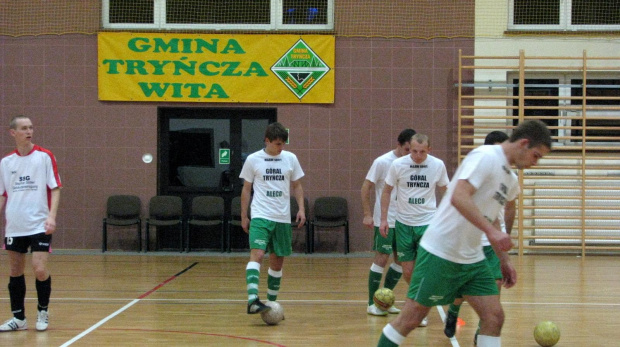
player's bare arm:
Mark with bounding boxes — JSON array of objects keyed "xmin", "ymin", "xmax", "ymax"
[
  {"xmin": 44, "ymin": 188, "xmax": 60, "ymax": 235},
  {"xmin": 240, "ymin": 180, "xmax": 253, "ymax": 233},
  {"xmin": 361, "ymin": 179, "xmax": 375, "ymax": 228},
  {"xmin": 291, "ymin": 180, "xmax": 305, "ymax": 228},
  {"xmin": 451, "ymin": 179, "xmax": 513, "ymax": 252},
  {"xmin": 378, "ymin": 184, "xmax": 393, "ymax": 238},
  {"xmin": 504, "ymin": 199, "xmax": 516, "ymax": 235}
]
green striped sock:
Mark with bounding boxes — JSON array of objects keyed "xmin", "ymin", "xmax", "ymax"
[
  {"xmin": 267, "ymin": 268, "xmax": 282, "ymax": 301},
  {"xmin": 246, "ymin": 261, "xmax": 261, "ymax": 304}
]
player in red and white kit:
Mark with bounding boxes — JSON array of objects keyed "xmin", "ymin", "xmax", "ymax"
[{"xmin": 0, "ymin": 116, "xmax": 61, "ymax": 332}]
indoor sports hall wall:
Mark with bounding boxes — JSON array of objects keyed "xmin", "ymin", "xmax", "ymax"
[{"xmin": 0, "ymin": 1, "xmax": 472, "ymax": 251}]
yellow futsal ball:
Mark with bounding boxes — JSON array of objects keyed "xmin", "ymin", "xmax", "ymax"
[
  {"xmin": 534, "ymin": 321, "xmax": 560, "ymax": 347},
  {"xmin": 373, "ymin": 288, "xmax": 395, "ymax": 311}
]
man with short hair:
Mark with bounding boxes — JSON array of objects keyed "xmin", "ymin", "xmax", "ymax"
[
  {"xmin": 0, "ymin": 115, "xmax": 61, "ymax": 332},
  {"xmin": 377, "ymin": 120, "xmax": 552, "ymax": 347},
  {"xmin": 361, "ymin": 128, "xmax": 416, "ymax": 316},
  {"xmin": 240, "ymin": 122, "xmax": 305, "ymax": 315},
  {"xmin": 444, "ymin": 130, "xmax": 510, "ymax": 342},
  {"xmin": 379, "ymin": 133, "xmax": 449, "ymax": 326}
]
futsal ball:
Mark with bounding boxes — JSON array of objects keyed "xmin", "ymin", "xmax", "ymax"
[
  {"xmin": 373, "ymin": 288, "xmax": 395, "ymax": 311},
  {"xmin": 260, "ymin": 301, "xmax": 284, "ymax": 325},
  {"xmin": 534, "ymin": 321, "xmax": 560, "ymax": 347}
]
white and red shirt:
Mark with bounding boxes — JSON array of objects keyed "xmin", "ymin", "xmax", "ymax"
[{"xmin": 0, "ymin": 145, "xmax": 62, "ymax": 237}]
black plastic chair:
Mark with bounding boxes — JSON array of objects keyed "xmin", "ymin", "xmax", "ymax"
[
  {"xmin": 290, "ymin": 197, "xmax": 311, "ymax": 253},
  {"xmin": 227, "ymin": 196, "xmax": 250, "ymax": 252},
  {"xmin": 102, "ymin": 195, "xmax": 142, "ymax": 252},
  {"xmin": 310, "ymin": 196, "xmax": 349, "ymax": 254},
  {"xmin": 145, "ymin": 195, "xmax": 184, "ymax": 252},
  {"xmin": 186, "ymin": 196, "xmax": 225, "ymax": 252}
]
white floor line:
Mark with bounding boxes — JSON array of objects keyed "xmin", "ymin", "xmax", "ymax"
[
  {"xmin": 59, "ymin": 299, "xmax": 140, "ymax": 347},
  {"xmin": 7, "ymin": 297, "xmax": 620, "ymax": 306},
  {"xmin": 436, "ymin": 305, "xmax": 461, "ymax": 347}
]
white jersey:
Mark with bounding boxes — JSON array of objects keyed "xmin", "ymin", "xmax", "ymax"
[
  {"xmin": 239, "ymin": 149, "xmax": 304, "ymax": 224},
  {"xmin": 365, "ymin": 151, "xmax": 399, "ymax": 228},
  {"xmin": 0, "ymin": 145, "xmax": 62, "ymax": 237},
  {"xmin": 420, "ymin": 145, "xmax": 519, "ymax": 264},
  {"xmin": 385, "ymin": 154, "xmax": 449, "ymax": 226}
]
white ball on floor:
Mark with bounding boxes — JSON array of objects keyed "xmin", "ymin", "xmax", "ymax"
[{"xmin": 261, "ymin": 301, "xmax": 284, "ymax": 325}]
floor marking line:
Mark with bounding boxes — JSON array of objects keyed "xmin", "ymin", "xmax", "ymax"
[
  {"xmin": 21, "ymin": 297, "xmax": 620, "ymax": 306},
  {"xmin": 59, "ymin": 262, "xmax": 198, "ymax": 347},
  {"xmin": 59, "ymin": 299, "xmax": 139, "ymax": 347}
]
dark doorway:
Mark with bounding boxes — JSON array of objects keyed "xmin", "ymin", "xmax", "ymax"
[{"xmin": 157, "ymin": 107, "xmax": 277, "ymax": 251}]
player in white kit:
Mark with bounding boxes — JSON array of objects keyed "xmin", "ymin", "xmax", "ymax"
[
  {"xmin": 0, "ymin": 116, "xmax": 61, "ymax": 332},
  {"xmin": 362, "ymin": 128, "xmax": 416, "ymax": 316},
  {"xmin": 240, "ymin": 122, "xmax": 305, "ymax": 315},
  {"xmin": 377, "ymin": 120, "xmax": 552, "ymax": 347},
  {"xmin": 379, "ymin": 133, "xmax": 449, "ymax": 327}
]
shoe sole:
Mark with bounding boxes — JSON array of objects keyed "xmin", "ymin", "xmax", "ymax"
[{"xmin": 248, "ymin": 306, "xmax": 271, "ymax": 315}]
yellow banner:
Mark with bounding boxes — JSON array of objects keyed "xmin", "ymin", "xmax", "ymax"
[{"xmin": 98, "ymin": 33, "xmax": 334, "ymax": 103}]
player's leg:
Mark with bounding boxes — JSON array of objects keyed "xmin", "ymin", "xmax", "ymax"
[
  {"xmin": 394, "ymin": 221, "xmax": 415, "ymax": 284},
  {"xmin": 368, "ymin": 226, "xmax": 398, "ymax": 315},
  {"xmin": 465, "ymin": 295, "xmax": 504, "ymax": 347},
  {"xmin": 246, "ymin": 219, "xmax": 270, "ymax": 314},
  {"xmin": 367, "ymin": 252, "xmax": 390, "ymax": 316},
  {"xmin": 267, "ymin": 222, "xmax": 291, "ymax": 302},
  {"xmin": 31, "ymin": 233, "xmax": 52, "ymax": 331},
  {"xmin": 444, "ymin": 297, "xmax": 464, "ymax": 338},
  {"xmin": 411, "ymin": 225, "xmax": 429, "ymax": 327},
  {"xmin": 0, "ymin": 238, "xmax": 28, "ymax": 332},
  {"xmin": 377, "ymin": 246, "xmax": 461, "ymax": 346},
  {"xmin": 377, "ymin": 299, "xmax": 432, "ymax": 346},
  {"xmin": 382, "ymin": 228, "xmax": 403, "ymax": 291},
  {"xmin": 460, "ymin": 255, "xmax": 502, "ymax": 346},
  {"xmin": 472, "ymin": 245, "xmax": 504, "ymax": 343}
]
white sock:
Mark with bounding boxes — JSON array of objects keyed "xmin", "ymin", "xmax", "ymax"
[
  {"xmin": 477, "ymin": 335, "xmax": 501, "ymax": 347},
  {"xmin": 246, "ymin": 261, "xmax": 260, "ymax": 271},
  {"xmin": 370, "ymin": 263, "xmax": 384, "ymax": 273},
  {"xmin": 382, "ymin": 324, "xmax": 405, "ymax": 345}
]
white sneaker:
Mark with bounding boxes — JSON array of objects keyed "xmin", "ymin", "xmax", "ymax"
[
  {"xmin": 387, "ymin": 306, "xmax": 401, "ymax": 314},
  {"xmin": 367, "ymin": 304, "xmax": 388, "ymax": 316},
  {"xmin": 36, "ymin": 310, "xmax": 48, "ymax": 331},
  {"xmin": 419, "ymin": 316, "xmax": 428, "ymax": 327},
  {"xmin": 0, "ymin": 317, "xmax": 27, "ymax": 332}
]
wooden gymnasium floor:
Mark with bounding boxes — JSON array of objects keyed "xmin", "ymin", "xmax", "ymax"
[{"xmin": 0, "ymin": 251, "xmax": 618, "ymax": 346}]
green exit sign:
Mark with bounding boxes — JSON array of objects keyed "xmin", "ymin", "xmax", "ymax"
[{"xmin": 219, "ymin": 148, "xmax": 230, "ymax": 164}]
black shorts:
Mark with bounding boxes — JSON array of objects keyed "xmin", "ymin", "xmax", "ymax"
[{"xmin": 5, "ymin": 233, "xmax": 52, "ymax": 253}]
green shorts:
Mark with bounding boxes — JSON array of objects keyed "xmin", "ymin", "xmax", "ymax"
[
  {"xmin": 372, "ymin": 227, "xmax": 397, "ymax": 254},
  {"xmin": 407, "ymin": 246, "xmax": 499, "ymax": 307},
  {"xmin": 484, "ymin": 245, "xmax": 503, "ymax": 280},
  {"xmin": 248, "ymin": 218, "xmax": 292, "ymax": 256},
  {"xmin": 395, "ymin": 221, "xmax": 428, "ymax": 262}
]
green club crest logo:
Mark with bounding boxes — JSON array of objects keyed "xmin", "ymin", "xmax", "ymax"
[{"xmin": 271, "ymin": 39, "xmax": 330, "ymax": 99}]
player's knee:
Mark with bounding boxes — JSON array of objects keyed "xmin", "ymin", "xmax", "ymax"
[
  {"xmin": 374, "ymin": 253, "xmax": 389, "ymax": 267},
  {"xmin": 481, "ymin": 307, "xmax": 505, "ymax": 330},
  {"xmin": 32, "ymin": 266, "xmax": 48, "ymax": 280}
]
